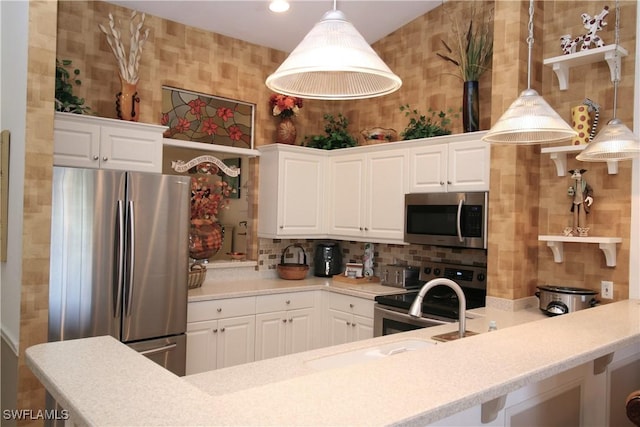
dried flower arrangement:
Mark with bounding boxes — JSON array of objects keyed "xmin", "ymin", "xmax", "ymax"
[
  {"xmin": 269, "ymin": 94, "xmax": 304, "ymax": 118},
  {"xmin": 437, "ymin": 4, "xmax": 493, "ymax": 82},
  {"xmin": 99, "ymin": 11, "xmax": 150, "ymax": 84}
]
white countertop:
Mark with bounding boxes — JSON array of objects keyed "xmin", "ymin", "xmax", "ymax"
[{"xmin": 26, "ymin": 299, "xmax": 640, "ymax": 426}]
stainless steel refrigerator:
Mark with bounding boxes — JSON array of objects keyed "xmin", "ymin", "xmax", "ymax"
[{"xmin": 48, "ymin": 166, "xmax": 190, "ymax": 376}]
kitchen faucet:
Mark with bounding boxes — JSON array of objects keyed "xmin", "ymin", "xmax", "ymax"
[{"xmin": 408, "ymin": 278, "xmax": 466, "ymax": 339}]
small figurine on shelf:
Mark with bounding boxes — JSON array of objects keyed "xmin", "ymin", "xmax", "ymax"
[
  {"xmin": 560, "ymin": 5, "xmax": 609, "ymax": 54},
  {"xmin": 567, "ymin": 169, "xmax": 594, "ymax": 237}
]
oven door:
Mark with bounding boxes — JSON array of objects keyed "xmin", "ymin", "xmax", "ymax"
[{"xmin": 373, "ymin": 304, "xmax": 450, "ymax": 337}]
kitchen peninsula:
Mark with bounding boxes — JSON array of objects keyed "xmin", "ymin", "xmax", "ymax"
[{"xmin": 27, "ymin": 290, "xmax": 640, "ymax": 426}]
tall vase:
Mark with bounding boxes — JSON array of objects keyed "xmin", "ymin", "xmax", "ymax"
[
  {"xmin": 116, "ymin": 76, "xmax": 140, "ymax": 122},
  {"xmin": 463, "ymin": 81, "xmax": 479, "ymax": 133},
  {"xmin": 189, "ymin": 219, "xmax": 224, "ymax": 261},
  {"xmin": 276, "ymin": 116, "xmax": 297, "ymax": 144}
]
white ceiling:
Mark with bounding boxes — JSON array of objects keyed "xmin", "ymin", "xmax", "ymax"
[{"xmin": 103, "ymin": 0, "xmax": 441, "ymax": 52}]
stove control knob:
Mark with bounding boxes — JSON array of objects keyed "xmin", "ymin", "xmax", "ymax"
[
  {"xmin": 423, "ymin": 267, "xmax": 432, "ymax": 275},
  {"xmin": 477, "ymin": 273, "xmax": 486, "ymax": 282},
  {"xmin": 433, "ymin": 268, "xmax": 441, "ymax": 276}
]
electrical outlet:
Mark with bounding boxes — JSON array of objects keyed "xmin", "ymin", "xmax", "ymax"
[{"xmin": 601, "ymin": 281, "xmax": 614, "ymax": 299}]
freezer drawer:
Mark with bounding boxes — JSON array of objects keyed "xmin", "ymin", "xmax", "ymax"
[{"xmin": 128, "ymin": 335, "xmax": 186, "ymax": 376}]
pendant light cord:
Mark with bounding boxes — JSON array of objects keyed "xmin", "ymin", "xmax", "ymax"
[
  {"xmin": 333, "ymin": 0, "xmax": 337, "ymax": 11},
  {"xmin": 526, "ymin": 0, "xmax": 534, "ymax": 90},
  {"xmin": 612, "ymin": 0, "xmax": 620, "ymax": 119}
]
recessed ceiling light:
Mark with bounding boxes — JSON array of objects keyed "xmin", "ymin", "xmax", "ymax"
[{"xmin": 269, "ymin": 0, "xmax": 290, "ymax": 13}]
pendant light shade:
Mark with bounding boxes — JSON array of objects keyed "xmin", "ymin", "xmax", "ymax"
[
  {"xmin": 482, "ymin": 0, "xmax": 576, "ymax": 145},
  {"xmin": 482, "ymin": 89, "xmax": 577, "ymax": 144},
  {"xmin": 576, "ymin": 119, "xmax": 640, "ymax": 161},
  {"xmin": 265, "ymin": 9, "xmax": 402, "ymax": 100},
  {"xmin": 576, "ymin": 0, "xmax": 639, "ymax": 162}
]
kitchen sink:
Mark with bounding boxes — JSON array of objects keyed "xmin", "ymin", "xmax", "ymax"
[{"xmin": 304, "ymin": 339, "xmax": 436, "ymax": 371}]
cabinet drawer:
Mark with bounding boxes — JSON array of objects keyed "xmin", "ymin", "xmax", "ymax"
[
  {"xmin": 256, "ymin": 291, "xmax": 315, "ymax": 314},
  {"xmin": 188, "ymin": 297, "xmax": 256, "ymax": 322},
  {"xmin": 328, "ymin": 293, "xmax": 374, "ymax": 319}
]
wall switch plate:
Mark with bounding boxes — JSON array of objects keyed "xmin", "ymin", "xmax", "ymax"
[{"xmin": 601, "ymin": 281, "xmax": 613, "ymax": 299}]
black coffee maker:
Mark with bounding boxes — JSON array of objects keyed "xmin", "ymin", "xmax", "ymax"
[{"xmin": 313, "ymin": 242, "xmax": 343, "ymax": 277}]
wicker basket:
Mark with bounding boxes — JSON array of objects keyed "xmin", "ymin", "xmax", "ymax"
[
  {"xmin": 277, "ymin": 244, "xmax": 309, "ymax": 280},
  {"xmin": 188, "ymin": 263, "xmax": 207, "ymax": 289}
]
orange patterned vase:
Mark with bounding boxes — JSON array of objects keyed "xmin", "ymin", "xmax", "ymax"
[
  {"xmin": 276, "ymin": 117, "xmax": 297, "ymax": 144},
  {"xmin": 571, "ymin": 105, "xmax": 591, "ymax": 145},
  {"xmin": 189, "ymin": 219, "xmax": 224, "ymax": 260}
]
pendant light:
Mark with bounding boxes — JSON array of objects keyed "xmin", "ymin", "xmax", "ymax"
[
  {"xmin": 482, "ymin": 0, "xmax": 577, "ymax": 144},
  {"xmin": 576, "ymin": 0, "xmax": 640, "ymax": 161},
  {"xmin": 265, "ymin": 1, "xmax": 402, "ymax": 100}
]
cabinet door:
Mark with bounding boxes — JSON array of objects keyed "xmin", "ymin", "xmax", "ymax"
[
  {"xmin": 408, "ymin": 144, "xmax": 447, "ymax": 193},
  {"xmin": 364, "ymin": 150, "xmax": 408, "ymax": 241},
  {"xmin": 278, "ymin": 152, "xmax": 325, "ymax": 236},
  {"xmin": 216, "ymin": 315, "xmax": 255, "ymax": 369},
  {"xmin": 53, "ymin": 119, "xmax": 101, "ymax": 169},
  {"xmin": 351, "ymin": 314, "xmax": 374, "ymax": 341},
  {"xmin": 326, "ymin": 309, "xmax": 352, "ymax": 346},
  {"xmin": 100, "ymin": 125, "xmax": 162, "ymax": 173},
  {"xmin": 185, "ymin": 320, "xmax": 217, "ymax": 375},
  {"xmin": 327, "ymin": 154, "xmax": 365, "ymax": 237},
  {"xmin": 255, "ymin": 311, "xmax": 286, "ymax": 361},
  {"xmin": 286, "ymin": 307, "xmax": 315, "ymax": 355},
  {"xmin": 447, "ymin": 140, "xmax": 490, "ymax": 192}
]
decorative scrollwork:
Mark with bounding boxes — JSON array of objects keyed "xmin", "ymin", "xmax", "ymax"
[{"xmin": 171, "ymin": 155, "xmax": 240, "ymax": 177}]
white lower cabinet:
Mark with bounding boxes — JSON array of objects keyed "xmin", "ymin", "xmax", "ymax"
[
  {"xmin": 326, "ymin": 293, "xmax": 374, "ymax": 346},
  {"xmin": 186, "ymin": 297, "xmax": 256, "ymax": 375},
  {"xmin": 255, "ymin": 291, "xmax": 319, "ymax": 361}
]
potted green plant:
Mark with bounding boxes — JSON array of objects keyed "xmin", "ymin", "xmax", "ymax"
[
  {"xmin": 55, "ymin": 59, "xmax": 92, "ymax": 114},
  {"xmin": 436, "ymin": 4, "xmax": 493, "ymax": 132},
  {"xmin": 304, "ymin": 114, "xmax": 357, "ymax": 150},
  {"xmin": 399, "ymin": 104, "xmax": 457, "ymax": 140}
]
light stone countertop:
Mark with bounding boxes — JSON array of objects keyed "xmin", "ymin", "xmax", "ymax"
[
  {"xmin": 26, "ymin": 299, "xmax": 640, "ymax": 426},
  {"xmin": 188, "ymin": 276, "xmax": 407, "ymax": 302}
]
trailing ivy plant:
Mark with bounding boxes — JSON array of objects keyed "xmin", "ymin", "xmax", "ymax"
[
  {"xmin": 399, "ymin": 104, "xmax": 457, "ymax": 140},
  {"xmin": 55, "ymin": 59, "xmax": 92, "ymax": 114},
  {"xmin": 304, "ymin": 114, "xmax": 357, "ymax": 150}
]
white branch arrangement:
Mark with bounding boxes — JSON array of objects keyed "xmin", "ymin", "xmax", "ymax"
[{"xmin": 99, "ymin": 11, "xmax": 150, "ymax": 85}]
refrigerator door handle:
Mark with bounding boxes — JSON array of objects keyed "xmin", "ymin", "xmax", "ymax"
[
  {"xmin": 125, "ymin": 200, "xmax": 135, "ymax": 316},
  {"xmin": 138, "ymin": 343, "xmax": 177, "ymax": 357},
  {"xmin": 114, "ymin": 200, "xmax": 125, "ymax": 318}
]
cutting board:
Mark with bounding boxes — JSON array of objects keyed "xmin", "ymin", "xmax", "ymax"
[{"xmin": 332, "ymin": 275, "xmax": 381, "ymax": 285}]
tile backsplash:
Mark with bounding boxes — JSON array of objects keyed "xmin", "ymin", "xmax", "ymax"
[{"xmin": 258, "ymin": 238, "xmax": 487, "ymax": 275}]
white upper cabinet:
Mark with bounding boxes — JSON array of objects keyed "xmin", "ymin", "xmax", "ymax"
[
  {"xmin": 258, "ymin": 144, "xmax": 326, "ymax": 238},
  {"xmin": 53, "ymin": 112, "xmax": 165, "ymax": 173},
  {"xmin": 328, "ymin": 147, "xmax": 408, "ymax": 243},
  {"xmin": 408, "ymin": 131, "xmax": 490, "ymax": 193}
]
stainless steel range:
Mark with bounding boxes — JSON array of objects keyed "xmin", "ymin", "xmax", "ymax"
[{"xmin": 373, "ymin": 261, "xmax": 487, "ymax": 336}]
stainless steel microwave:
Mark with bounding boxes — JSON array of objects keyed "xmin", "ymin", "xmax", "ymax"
[{"xmin": 404, "ymin": 192, "xmax": 488, "ymax": 249}]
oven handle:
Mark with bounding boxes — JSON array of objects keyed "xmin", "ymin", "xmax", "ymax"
[
  {"xmin": 374, "ymin": 305, "xmax": 451, "ymax": 327},
  {"xmin": 456, "ymin": 199, "xmax": 464, "ymax": 243}
]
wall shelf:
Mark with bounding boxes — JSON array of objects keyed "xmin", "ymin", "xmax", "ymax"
[
  {"xmin": 541, "ymin": 145, "xmax": 619, "ymax": 176},
  {"xmin": 538, "ymin": 235, "xmax": 622, "ymax": 267},
  {"xmin": 543, "ymin": 44, "xmax": 628, "ymax": 91}
]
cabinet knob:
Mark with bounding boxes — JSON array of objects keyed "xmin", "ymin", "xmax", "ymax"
[
  {"xmin": 346, "ymin": 321, "xmax": 351, "ymax": 326},
  {"xmin": 102, "ymin": 157, "xmax": 108, "ymax": 161},
  {"xmin": 447, "ymin": 180, "xmax": 452, "ymax": 185},
  {"xmin": 213, "ymin": 328, "xmax": 218, "ymax": 333},
  {"xmin": 285, "ymin": 300, "xmax": 291, "ymax": 305},
  {"xmin": 440, "ymin": 181, "xmax": 445, "ymax": 185},
  {"xmin": 349, "ymin": 303, "xmax": 354, "ymax": 308},
  {"xmin": 359, "ymin": 227, "xmax": 363, "ymax": 231},
  {"xmin": 93, "ymin": 155, "xmax": 99, "ymax": 161},
  {"xmin": 217, "ymin": 308, "xmax": 222, "ymax": 313},
  {"xmin": 364, "ymin": 227, "xmax": 369, "ymax": 231},
  {"xmin": 220, "ymin": 327, "xmax": 225, "ymax": 332},
  {"xmin": 288, "ymin": 318, "xmax": 293, "ymax": 323},
  {"xmin": 279, "ymin": 225, "xmax": 284, "ymax": 229},
  {"xmin": 282, "ymin": 318, "xmax": 287, "ymax": 323},
  {"xmin": 352, "ymin": 323, "xmax": 356, "ymax": 327}
]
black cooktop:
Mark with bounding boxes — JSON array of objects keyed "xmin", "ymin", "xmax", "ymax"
[{"xmin": 375, "ymin": 284, "xmax": 486, "ymax": 320}]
